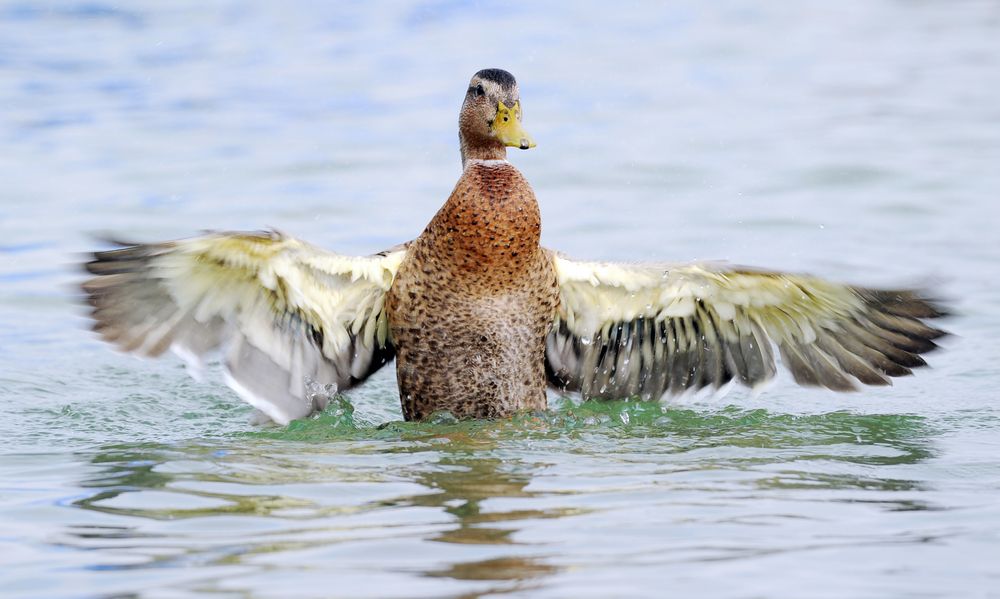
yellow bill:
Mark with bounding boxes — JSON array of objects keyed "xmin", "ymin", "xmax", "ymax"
[{"xmin": 491, "ymin": 100, "xmax": 536, "ymax": 150}]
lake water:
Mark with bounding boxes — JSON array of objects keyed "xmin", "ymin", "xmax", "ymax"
[{"xmin": 2, "ymin": 1, "xmax": 1000, "ymax": 597}]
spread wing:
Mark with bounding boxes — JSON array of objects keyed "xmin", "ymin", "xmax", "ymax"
[
  {"xmin": 83, "ymin": 230, "xmax": 407, "ymax": 424},
  {"xmin": 544, "ymin": 253, "xmax": 947, "ymax": 401}
]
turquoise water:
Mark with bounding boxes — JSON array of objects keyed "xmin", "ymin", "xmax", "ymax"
[{"xmin": 2, "ymin": 1, "xmax": 1000, "ymax": 597}]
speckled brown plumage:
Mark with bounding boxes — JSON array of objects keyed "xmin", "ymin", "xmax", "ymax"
[{"xmin": 386, "ymin": 161, "xmax": 559, "ymax": 420}]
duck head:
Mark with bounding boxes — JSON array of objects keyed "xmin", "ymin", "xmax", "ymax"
[{"xmin": 459, "ymin": 68, "xmax": 536, "ymax": 166}]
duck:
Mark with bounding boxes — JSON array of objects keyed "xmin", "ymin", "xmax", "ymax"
[{"xmin": 82, "ymin": 68, "xmax": 947, "ymax": 425}]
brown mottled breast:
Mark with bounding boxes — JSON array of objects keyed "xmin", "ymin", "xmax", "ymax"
[
  {"xmin": 385, "ymin": 160, "xmax": 560, "ymax": 420},
  {"xmin": 423, "ymin": 161, "xmax": 542, "ymax": 282}
]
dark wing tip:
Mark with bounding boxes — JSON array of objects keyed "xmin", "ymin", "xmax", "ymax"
[
  {"xmin": 857, "ymin": 288, "xmax": 951, "ymax": 320},
  {"xmin": 82, "ymin": 235, "xmax": 181, "ymax": 273},
  {"xmin": 836, "ymin": 285, "xmax": 952, "ymax": 386}
]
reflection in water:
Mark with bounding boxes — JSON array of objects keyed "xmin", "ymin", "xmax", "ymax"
[
  {"xmin": 409, "ymin": 456, "xmax": 539, "ymax": 545},
  {"xmin": 390, "ymin": 453, "xmax": 567, "ymax": 589},
  {"xmin": 56, "ymin": 405, "xmax": 940, "ymax": 594},
  {"xmin": 428, "ymin": 556, "xmax": 559, "ymax": 581}
]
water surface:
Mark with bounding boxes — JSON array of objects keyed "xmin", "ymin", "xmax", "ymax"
[{"xmin": 2, "ymin": 1, "xmax": 999, "ymax": 597}]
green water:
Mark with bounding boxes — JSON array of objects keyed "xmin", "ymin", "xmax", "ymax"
[{"xmin": 2, "ymin": 1, "xmax": 1000, "ymax": 597}]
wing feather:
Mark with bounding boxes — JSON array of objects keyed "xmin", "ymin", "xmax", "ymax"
[
  {"xmin": 545, "ymin": 252, "xmax": 947, "ymax": 401},
  {"xmin": 83, "ymin": 231, "xmax": 406, "ymax": 424}
]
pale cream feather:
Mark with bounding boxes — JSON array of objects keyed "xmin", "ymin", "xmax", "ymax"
[
  {"xmin": 545, "ymin": 253, "xmax": 946, "ymax": 400},
  {"xmin": 84, "ymin": 231, "xmax": 406, "ymax": 424}
]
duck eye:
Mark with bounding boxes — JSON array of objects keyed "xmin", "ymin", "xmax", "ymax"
[{"xmin": 475, "ymin": 84, "xmax": 485, "ymax": 97}]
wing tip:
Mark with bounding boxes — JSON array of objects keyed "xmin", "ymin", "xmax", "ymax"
[{"xmin": 856, "ymin": 287, "xmax": 952, "ymax": 320}]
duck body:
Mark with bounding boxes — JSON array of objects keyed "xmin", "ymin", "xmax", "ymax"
[
  {"xmin": 81, "ymin": 68, "xmax": 948, "ymax": 426},
  {"xmin": 386, "ymin": 159, "xmax": 559, "ymax": 420}
]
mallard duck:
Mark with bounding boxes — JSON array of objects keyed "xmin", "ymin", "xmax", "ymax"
[{"xmin": 83, "ymin": 68, "xmax": 947, "ymax": 425}]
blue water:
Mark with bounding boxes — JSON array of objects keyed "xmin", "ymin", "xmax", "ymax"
[{"xmin": 2, "ymin": 1, "xmax": 1000, "ymax": 597}]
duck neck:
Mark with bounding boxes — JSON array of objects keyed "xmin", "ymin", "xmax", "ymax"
[{"xmin": 459, "ymin": 132, "xmax": 507, "ymax": 167}]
